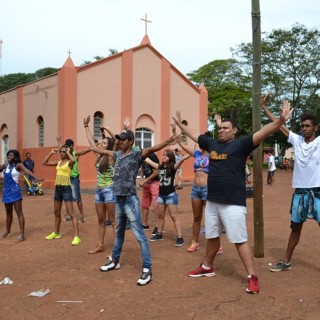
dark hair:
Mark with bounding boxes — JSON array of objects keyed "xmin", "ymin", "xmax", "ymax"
[
  {"xmin": 301, "ymin": 114, "xmax": 319, "ymax": 126},
  {"xmin": 7, "ymin": 149, "xmax": 22, "ymax": 164},
  {"xmin": 60, "ymin": 144, "xmax": 69, "ymax": 152},
  {"xmin": 160, "ymin": 149, "xmax": 176, "ymax": 177},
  {"xmin": 97, "ymin": 137, "xmax": 115, "ymax": 172},
  {"xmin": 221, "ymin": 118, "xmax": 238, "ymax": 129},
  {"xmin": 65, "ymin": 139, "xmax": 74, "ymax": 146}
]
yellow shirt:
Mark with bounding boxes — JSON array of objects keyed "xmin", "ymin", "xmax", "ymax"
[{"xmin": 55, "ymin": 161, "xmax": 71, "ymax": 186}]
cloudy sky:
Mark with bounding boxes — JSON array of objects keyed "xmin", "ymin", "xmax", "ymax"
[{"xmin": 1, "ymin": 0, "xmax": 319, "ymax": 76}]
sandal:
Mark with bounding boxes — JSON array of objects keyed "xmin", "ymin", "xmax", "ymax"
[
  {"xmin": 15, "ymin": 235, "xmax": 25, "ymax": 243},
  {"xmin": 88, "ymin": 244, "xmax": 105, "ymax": 254},
  {"xmin": 0, "ymin": 232, "xmax": 11, "ymax": 239},
  {"xmin": 63, "ymin": 215, "xmax": 72, "ymax": 222}
]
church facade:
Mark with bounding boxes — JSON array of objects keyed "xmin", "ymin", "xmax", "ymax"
[{"xmin": 0, "ymin": 35, "xmax": 208, "ymax": 188}]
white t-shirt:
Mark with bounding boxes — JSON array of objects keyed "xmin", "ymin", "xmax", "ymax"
[
  {"xmin": 288, "ymin": 131, "xmax": 320, "ymax": 188},
  {"xmin": 268, "ymin": 155, "xmax": 276, "ymax": 171}
]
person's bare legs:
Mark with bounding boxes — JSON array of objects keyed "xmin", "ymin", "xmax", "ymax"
[
  {"xmin": 13, "ymin": 200, "xmax": 25, "ymax": 242},
  {"xmin": 1, "ymin": 203, "xmax": 13, "ymax": 238},
  {"xmin": 203, "ymin": 237, "xmax": 221, "ymax": 267},
  {"xmin": 77, "ymin": 200, "xmax": 85, "ymax": 223},
  {"xmin": 89, "ymin": 203, "xmax": 106, "ymax": 253},
  {"xmin": 167, "ymin": 204, "xmax": 182, "ymax": 236},
  {"xmin": 156, "ymin": 204, "xmax": 166, "ymax": 233},
  {"xmin": 142, "ymin": 207, "xmax": 149, "ymax": 227},
  {"xmin": 53, "ymin": 200, "xmax": 63, "ymax": 234},
  {"xmin": 283, "ymin": 222, "xmax": 303, "ymax": 263},
  {"xmin": 65, "ymin": 201, "xmax": 79, "ymax": 237},
  {"xmin": 235, "ymin": 242, "xmax": 255, "ymax": 275},
  {"xmin": 191, "ymin": 199, "xmax": 204, "ymax": 243}
]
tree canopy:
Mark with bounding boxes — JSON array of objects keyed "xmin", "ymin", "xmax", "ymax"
[
  {"xmin": 188, "ymin": 23, "xmax": 320, "ymax": 145},
  {"xmin": 232, "ymin": 23, "xmax": 320, "ymax": 133},
  {"xmin": 0, "ymin": 67, "xmax": 58, "ymax": 93}
]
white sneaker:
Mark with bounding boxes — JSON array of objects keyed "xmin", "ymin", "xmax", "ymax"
[
  {"xmin": 137, "ymin": 268, "xmax": 153, "ymax": 286},
  {"xmin": 100, "ymin": 256, "xmax": 120, "ymax": 272}
]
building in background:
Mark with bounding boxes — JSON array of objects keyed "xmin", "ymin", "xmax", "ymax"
[{"xmin": 0, "ymin": 35, "xmax": 208, "ymax": 188}]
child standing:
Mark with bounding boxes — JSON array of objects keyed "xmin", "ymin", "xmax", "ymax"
[{"xmin": 147, "ymin": 149, "xmax": 190, "ymax": 246}]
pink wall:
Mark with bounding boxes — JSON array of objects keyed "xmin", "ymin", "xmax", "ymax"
[{"xmin": 0, "ymin": 39, "xmax": 206, "ymax": 188}]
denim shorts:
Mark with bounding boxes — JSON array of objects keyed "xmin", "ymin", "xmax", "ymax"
[
  {"xmin": 291, "ymin": 188, "xmax": 320, "ymax": 223},
  {"xmin": 157, "ymin": 191, "xmax": 178, "ymax": 205},
  {"xmin": 95, "ymin": 186, "xmax": 116, "ymax": 203},
  {"xmin": 70, "ymin": 176, "xmax": 82, "ymax": 202},
  {"xmin": 190, "ymin": 185, "xmax": 208, "ymax": 200},
  {"xmin": 54, "ymin": 185, "xmax": 73, "ymax": 202}
]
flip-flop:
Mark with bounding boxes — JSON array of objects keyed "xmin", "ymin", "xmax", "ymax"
[
  {"xmin": 15, "ymin": 235, "xmax": 25, "ymax": 243},
  {"xmin": 0, "ymin": 232, "xmax": 11, "ymax": 239}
]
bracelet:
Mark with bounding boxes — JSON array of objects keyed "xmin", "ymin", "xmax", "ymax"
[{"xmin": 84, "ymin": 125, "xmax": 89, "ymax": 128}]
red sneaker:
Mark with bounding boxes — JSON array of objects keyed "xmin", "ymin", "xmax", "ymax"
[
  {"xmin": 246, "ymin": 274, "xmax": 259, "ymax": 294},
  {"xmin": 188, "ymin": 264, "xmax": 215, "ymax": 277}
]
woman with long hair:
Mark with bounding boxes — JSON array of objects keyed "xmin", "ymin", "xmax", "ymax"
[
  {"xmin": 147, "ymin": 149, "xmax": 190, "ymax": 246},
  {"xmin": 83, "ymin": 115, "xmax": 116, "ymax": 254},
  {"xmin": 0, "ymin": 149, "xmax": 41, "ymax": 242}
]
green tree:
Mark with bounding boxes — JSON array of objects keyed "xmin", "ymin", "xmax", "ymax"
[
  {"xmin": 0, "ymin": 73, "xmax": 35, "ymax": 93},
  {"xmin": 0, "ymin": 67, "xmax": 58, "ymax": 93},
  {"xmin": 233, "ymin": 23, "xmax": 320, "ymax": 133},
  {"xmin": 34, "ymin": 67, "xmax": 58, "ymax": 79},
  {"xmin": 187, "ymin": 59, "xmax": 252, "ymax": 136}
]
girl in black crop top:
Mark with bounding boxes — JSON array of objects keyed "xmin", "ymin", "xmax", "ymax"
[{"xmin": 144, "ymin": 149, "xmax": 190, "ymax": 246}]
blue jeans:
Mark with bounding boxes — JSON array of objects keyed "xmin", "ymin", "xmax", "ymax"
[
  {"xmin": 112, "ymin": 195, "xmax": 152, "ymax": 269},
  {"xmin": 70, "ymin": 176, "xmax": 82, "ymax": 202}
]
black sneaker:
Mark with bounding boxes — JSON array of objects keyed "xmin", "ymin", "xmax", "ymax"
[
  {"xmin": 151, "ymin": 227, "xmax": 158, "ymax": 236},
  {"xmin": 175, "ymin": 236, "xmax": 185, "ymax": 247},
  {"xmin": 143, "ymin": 224, "xmax": 149, "ymax": 230},
  {"xmin": 149, "ymin": 233, "xmax": 163, "ymax": 241},
  {"xmin": 100, "ymin": 256, "xmax": 120, "ymax": 272},
  {"xmin": 137, "ymin": 268, "xmax": 153, "ymax": 286}
]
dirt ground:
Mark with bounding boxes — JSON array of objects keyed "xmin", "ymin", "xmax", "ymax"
[{"xmin": 1, "ymin": 169, "xmax": 320, "ymax": 320}]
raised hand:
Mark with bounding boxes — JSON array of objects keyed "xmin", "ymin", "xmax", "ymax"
[
  {"xmin": 214, "ymin": 114, "xmax": 221, "ymax": 126},
  {"xmin": 83, "ymin": 115, "xmax": 90, "ymax": 126},
  {"xmin": 280, "ymin": 100, "xmax": 293, "ymax": 122},
  {"xmin": 123, "ymin": 116, "xmax": 131, "ymax": 130},
  {"xmin": 260, "ymin": 93, "xmax": 271, "ymax": 107},
  {"xmin": 172, "ymin": 111, "xmax": 182, "ymax": 125},
  {"xmin": 170, "ymin": 123, "xmax": 177, "ymax": 135}
]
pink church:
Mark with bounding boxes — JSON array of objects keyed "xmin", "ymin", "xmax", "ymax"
[{"xmin": 0, "ymin": 35, "xmax": 208, "ymax": 188}]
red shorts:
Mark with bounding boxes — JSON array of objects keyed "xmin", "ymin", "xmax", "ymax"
[{"xmin": 141, "ymin": 180, "xmax": 159, "ymax": 209}]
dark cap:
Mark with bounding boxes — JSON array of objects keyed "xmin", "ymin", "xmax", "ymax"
[
  {"xmin": 65, "ymin": 139, "xmax": 74, "ymax": 146},
  {"xmin": 115, "ymin": 130, "xmax": 135, "ymax": 141}
]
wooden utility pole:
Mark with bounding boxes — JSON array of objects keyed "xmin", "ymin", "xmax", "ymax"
[{"xmin": 251, "ymin": 0, "xmax": 264, "ymax": 257}]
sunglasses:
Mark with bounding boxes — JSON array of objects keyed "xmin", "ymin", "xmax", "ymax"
[{"xmin": 60, "ymin": 150, "xmax": 67, "ymax": 154}]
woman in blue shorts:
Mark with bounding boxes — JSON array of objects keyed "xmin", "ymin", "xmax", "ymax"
[
  {"xmin": 147, "ymin": 149, "xmax": 190, "ymax": 246},
  {"xmin": 84, "ymin": 116, "xmax": 116, "ymax": 254},
  {"xmin": 177, "ymin": 142, "xmax": 213, "ymax": 252},
  {"xmin": 42, "ymin": 145, "xmax": 81, "ymax": 246}
]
